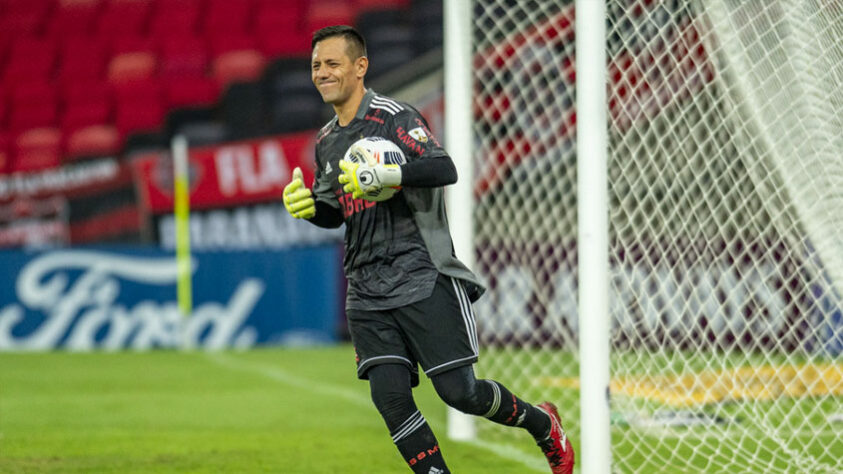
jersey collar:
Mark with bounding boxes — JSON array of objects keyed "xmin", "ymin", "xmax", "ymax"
[{"xmin": 354, "ymin": 89, "xmax": 376, "ymax": 121}]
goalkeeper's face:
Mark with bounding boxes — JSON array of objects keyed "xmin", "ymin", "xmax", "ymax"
[{"xmin": 311, "ymin": 37, "xmax": 367, "ymax": 106}]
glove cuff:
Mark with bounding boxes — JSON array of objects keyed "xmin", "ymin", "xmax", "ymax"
[{"xmin": 380, "ymin": 164, "xmax": 402, "ymax": 187}]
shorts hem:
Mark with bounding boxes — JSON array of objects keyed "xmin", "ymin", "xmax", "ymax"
[
  {"xmin": 423, "ymin": 355, "xmax": 478, "ymax": 377},
  {"xmin": 357, "ymin": 355, "xmax": 417, "ymax": 380}
]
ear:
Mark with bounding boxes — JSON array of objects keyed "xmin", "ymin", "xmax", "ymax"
[{"xmin": 355, "ymin": 56, "xmax": 369, "ymax": 79}]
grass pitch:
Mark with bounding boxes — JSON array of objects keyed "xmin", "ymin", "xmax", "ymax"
[
  {"xmin": 0, "ymin": 346, "xmax": 549, "ymax": 473},
  {"xmin": 2, "ymin": 346, "xmax": 840, "ymax": 473}
]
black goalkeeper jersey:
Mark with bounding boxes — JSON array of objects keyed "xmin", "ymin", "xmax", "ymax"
[{"xmin": 312, "ymin": 89, "xmax": 485, "ymax": 311}]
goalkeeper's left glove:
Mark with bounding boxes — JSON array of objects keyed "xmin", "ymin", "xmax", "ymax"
[{"xmin": 338, "ymin": 158, "xmax": 402, "ymax": 200}]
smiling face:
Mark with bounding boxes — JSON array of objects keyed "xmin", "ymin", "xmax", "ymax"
[{"xmin": 311, "ymin": 36, "xmax": 368, "ymax": 108}]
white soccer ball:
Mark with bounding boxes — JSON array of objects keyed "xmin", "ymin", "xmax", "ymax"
[{"xmin": 343, "ymin": 136, "xmax": 406, "ymax": 202}]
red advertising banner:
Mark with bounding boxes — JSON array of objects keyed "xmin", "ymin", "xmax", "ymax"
[{"xmin": 133, "ymin": 132, "xmax": 317, "ymax": 214}]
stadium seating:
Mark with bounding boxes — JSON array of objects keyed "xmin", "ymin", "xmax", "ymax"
[{"xmin": 0, "ymin": 0, "xmax": 439, "ymax": 175}]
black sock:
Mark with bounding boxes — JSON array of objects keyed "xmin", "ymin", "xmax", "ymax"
[
  {"xmin": 482, "ymin": 380, "xmax": 551, "ymax": 440},
  {"xmin": 391, "ymin": 413, "xmax": 449, "ymax": 474}
]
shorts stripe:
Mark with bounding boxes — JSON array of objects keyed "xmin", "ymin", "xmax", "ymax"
[
  {"xmin": 451, "ymin": 278, "xmax": 479, "ymax": 355},
  {"xmin": 391, "ymin": 410, "xmax": 426, "ymax": 443}
]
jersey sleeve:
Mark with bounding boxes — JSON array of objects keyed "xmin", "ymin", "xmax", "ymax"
[{"xmin": 387, "ymin": 107, "xmax": 448, "ymax": 163}]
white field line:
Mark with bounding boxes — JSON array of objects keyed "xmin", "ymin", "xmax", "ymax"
[{"xmin": 205, "ymin": 351, "xmax": 549, "ymax": 473}]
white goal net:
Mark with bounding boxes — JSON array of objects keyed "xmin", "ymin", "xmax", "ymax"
[{"xmin": 467, "ymin": 0, "xmax": 843, "ymax": 472}]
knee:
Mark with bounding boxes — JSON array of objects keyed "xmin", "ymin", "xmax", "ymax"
[
  {"xmin": 432, "ymin": 369, "xmax": 485, "ymax": 415},
  {"xmin": 368, "ymin": 364, "xmax": 416, "ymax": 424}
]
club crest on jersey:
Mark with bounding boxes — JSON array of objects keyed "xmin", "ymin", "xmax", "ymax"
[{"xmin": 408, "ymin": 127, "xmax": 429, "ymax": 143}]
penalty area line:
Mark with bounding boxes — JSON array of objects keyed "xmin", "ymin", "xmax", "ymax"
[{"xmin": 205, "ymin": 351, "xmax": 547, "ymax": 473}]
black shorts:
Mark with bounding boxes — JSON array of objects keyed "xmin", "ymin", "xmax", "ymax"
[{"xmin": 347, "ymin": 273, "xmax": 479, "ymax": 387}]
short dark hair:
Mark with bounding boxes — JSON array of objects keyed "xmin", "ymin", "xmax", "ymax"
[{"xmin": 311, "ymin": 25, "xmax": 367, "ymax": 59}]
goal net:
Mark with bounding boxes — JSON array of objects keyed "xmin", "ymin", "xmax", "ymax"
[{"xmin": 467, "ymin": 0, "xmax": 843, "ymax": 472}]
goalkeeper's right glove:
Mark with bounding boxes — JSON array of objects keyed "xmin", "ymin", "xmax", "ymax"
[{"xmin": 283, "ymin": 167, "xmax": 316, "ymax": 219}]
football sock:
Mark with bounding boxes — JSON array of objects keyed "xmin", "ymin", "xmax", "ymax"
[
  {"xmin": 430, "ymin": 366, "xmax": 551, "ymax": 440},
  {"xmin": 368, "ymin": 364, "xmax": 450, "ymax": 473},
  {"xmin": 392, "ymin": 414, "xmax": 449, "ymax": 473},
  {"xmin": 481, "ymin": 380, "xmax": 552, "ymax": 440}
]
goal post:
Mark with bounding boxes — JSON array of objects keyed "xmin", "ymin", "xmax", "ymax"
[
  {"xmin": 576, "ymin": 0, "xmax": 612, "ymax": 472},
  {"xmin": 451, "ymin": 0, "xmax": 843, "ymax": 472}
]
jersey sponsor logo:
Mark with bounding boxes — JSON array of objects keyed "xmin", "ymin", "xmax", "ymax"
[
  {"xmin": 413, "ymin": 118, "xmax": 442, "ymax": 147},
  {"xmin": 337, "ymin": 190, "xmax": 376, "ymax": 218},
  {"xmin": 395, "ymin": 126, "xmax": 425, "ymax": 156},
  {"xmin": 406, "ymin": 444, "xmax": 440, "ymax": 466},
  {"xmin": 408, "ymin": 127, "xmax": 429, "ymax": 143}
]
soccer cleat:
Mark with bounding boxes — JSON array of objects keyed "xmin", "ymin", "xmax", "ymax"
[{"xmin": 536, "ymin": 402, "xmax": 575, "ymax": 474}]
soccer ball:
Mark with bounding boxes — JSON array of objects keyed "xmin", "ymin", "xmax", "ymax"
[{"xmin": 343, "ymin": 136, "xmax": 406, "ymax": 201}]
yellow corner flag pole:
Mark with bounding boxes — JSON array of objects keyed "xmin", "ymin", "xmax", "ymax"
[{"xmin": 172, "ymin": 134, "xmax": 193, "ymax": 350}]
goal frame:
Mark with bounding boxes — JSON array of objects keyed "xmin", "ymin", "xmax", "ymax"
[{"xmin": 444, "ymin": 1, "xmax": 612, "ymax": 471}]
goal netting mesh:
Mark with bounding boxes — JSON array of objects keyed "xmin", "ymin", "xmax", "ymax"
[{"xmin": 468, "ymin": 1, "xmax": 843, "ymax": 472}]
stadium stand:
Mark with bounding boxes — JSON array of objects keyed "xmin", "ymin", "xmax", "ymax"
[{"xmin": 0, "ymin": 0, "xmax": 442, "ymax": 182}]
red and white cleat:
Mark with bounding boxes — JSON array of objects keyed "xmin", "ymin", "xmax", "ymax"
[{"xmin": 536, "ymin": 402, "xmax": 575, "ymax": 474}]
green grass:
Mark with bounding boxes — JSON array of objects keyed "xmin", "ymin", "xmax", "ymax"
[
  {"xmin": 0, "ymin": 347, "xmax": 548, "ymax": 473},
  {"xmin": 1, "ymin": 347, "xmax": 840, "ymax": 473}
]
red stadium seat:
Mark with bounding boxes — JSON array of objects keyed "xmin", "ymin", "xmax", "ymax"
[
  {"xmin": 0, "ymin": 0, "xmax": 53, "ymax": 35},
  {"xmin": 159, "ymin": 36, "xmax": 208, "ymax": 78},
  {"xmin": 113, "ymin": 78, "xmax": 165, "ymax": 138},
  {"xmin": 9, "ymin": 102, "xmax": 57, "ymax": 134},
  {"xmin": 165, "ymin": 76, "xmax": 220, "ymax": 108},
  {"xmin": 10, "ymin": 81, "xmax": 58, "ymax": 108},
  {"xmin": 3, "ymin": 37, "xmax": 57, "ymax": 84},
  {"xmin": 110, "ymin": 35, "xmax": 157, "ymax": 56},
  {"xmin": 254, "ymin": 4, "xmax": 309, "ymax": 57},
  {"xmin": 203, "ymin": 0, "xmax": 254, "ymax": 34},
  {"xmin": 306, "ymin": 1, "xmax": 355, "ymax": 34},
  {"xmin": 211, "ymin": 50, "xmax": 267, "ymax": 86},
  {"xmin": 62, "ymin": 99, "xmax": 112, "ymax": 134},
  {"xmin": 47, "ymin": 0, "xmax": 102, "ymax": 37},
  {"xmin": 58, "ymin": 37, "xmax": 108, "ymax": 83},
  {"xmin": 208, "ymin": 33, "xmax": 259, "ymax": 57},
  {"xmin": 115, "ymin": 100, "xmax": 165, "ymax": 138},
  {"xmin": 63, "ymin": 79, "xmax": 111, "ymax": 105},
  {"xmin": 97, "ymin": 0, "xmax": 152, "ymax": 37},
  {"xmin": 65, "ymin": 124, "xmax": 120, "ymax": 159},
  {"xmin": 258, "ymin": 29, "xmax": 311, "ymax": 58},
  {"xmin": 112, "ymin": 77, "xmax": 163, "ymax": 104},
  {"xmin": 149, "ymin": 7, "xmax": 199, "ymax": 36},
  {"xmin": 12, "ymin": 127, "xmax": 63, "ymax": 172},
  {"xmin": 107, "ymin": 51, "xmax": 158, "ymax": 83}
]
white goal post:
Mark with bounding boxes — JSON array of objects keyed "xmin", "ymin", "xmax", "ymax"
[{"xmin": 446, "ymin": 1, "xmax": 843, "ymax": 473}]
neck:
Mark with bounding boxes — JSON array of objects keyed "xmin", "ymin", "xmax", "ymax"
[{"xmin": 334, "ymin": 87, "xmax": 366, "ymax": 126}]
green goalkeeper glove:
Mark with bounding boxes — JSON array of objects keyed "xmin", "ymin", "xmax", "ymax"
[
  {"xmin": 283, "ymin": 167, "xmax": 316, "ymax": 219},
  {"xmin": 338, "ymin": 157, "xmax": 402, "ymax": 200}
]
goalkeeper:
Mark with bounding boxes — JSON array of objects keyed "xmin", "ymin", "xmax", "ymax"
[{"xmin": 283, "ymin": 25, "xmax": 574, "ymax": 474}]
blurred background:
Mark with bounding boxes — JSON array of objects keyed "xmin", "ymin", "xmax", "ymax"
[{"xmin": 0, "ymin": 0, "xmax": 444, "ymax": 350}]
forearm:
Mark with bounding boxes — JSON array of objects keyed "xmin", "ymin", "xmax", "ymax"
[
  {"xmin": 400, "ymin": 154, "xmax": 457, "ymax": 187},
  {"xmin": 307, "ymin": 201, "xmax": 344, "ymax": 228}
]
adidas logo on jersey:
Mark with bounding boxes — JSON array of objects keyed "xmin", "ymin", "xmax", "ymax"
[
  {"xmin": 325, "ymin": 162, "xmax": 333, "ymax": 174},
  {"xmin": 428, "ymin": 467, "xmax": 445, "ymax": 474}
]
